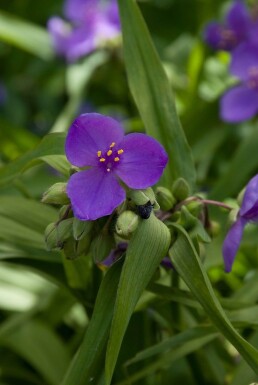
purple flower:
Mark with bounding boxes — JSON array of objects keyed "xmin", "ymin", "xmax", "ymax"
[
  {"xmin": 48, "ymin": 0, "xmax": 120, "ymax": 62},
  {"xmin": 65, "ymin": 113, "xmax": 168, "ymax": 220},
  {"xmin": 204, "ymin": 0, "xmax": 251, "ymax": 51},
  {"xmin": 220, "ymin": 42, "xmax": 258, "ymax": 122},
  {"xmin": 222, "ymin": 174, "xmax": 258, "ymax": 272}
]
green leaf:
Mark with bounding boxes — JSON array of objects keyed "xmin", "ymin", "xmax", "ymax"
[
  {"xmin": 1, "ymin": 320, "xmax": 70, "ymax": 385},
  {"xmin": 115, "ymin": 327, "xmax": 217, "ymax": 385},
  {"xmin": 61, "ymin": 261, "xmax": 123, "ymax": 385},
  {"xmin": 0, "ymin": 10, "xmax": 54, "ymax": 60},
  {"xmin": 0, "ymin": 196, "xmax": 57, "ymax": 232},
  {"xmin": 117, "ymin": 0, "xmax": 196, "ymax": 190},
  {"xmin": 170, "ymin": 225, "xmax": 258, "ymax": 374},
  {"xmin": 0, "ymin": 133, "xmax": 66, "ymax": 186},
  {"xmin": 105, "ymin": 214, "xmax": 171, "ymax": 385},
  {"xmin": 126, "ymin": 326, "xmax": 217, "ymax": 366}
]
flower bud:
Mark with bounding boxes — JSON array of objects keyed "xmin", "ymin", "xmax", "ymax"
[
  {"xmin": 56, "ymin": 218, "xmax": 73, "ymax": 247},
  {"xmin": 156, "ymin": 187, "xmax": 176, "ymax": 211},
  {"xmin": 172, "ymin": 178, "xmax": 190, "ymax": 201},
  {"xmin": 73, "ymin": 217, "xmax": 93, "ymax": 240},
  {"xmin": 228, "ymin": 208, "xmax": 239, "ymax": 225},
  {"xmin": 45, "ymin": 223, "xmax": 58, "ymax": 251},
  {"xmin": 128, "ymin": 187, "xmax": 159, "ymax": 209},
  {"xmin": 116, "ymin": 210, "xmax": 139, "ymax": 239},
  {"xmin": 185, "ymin": 200, "xmax": 203, "ymax": 217},
  {"xmin": 207, "ymin": 220, "xmax": 221, "ymax": 237},
  {"xmin": 75, "ymin": 235, "xmax": 92, "ymax": 257},
  {"xmin": 42, "ymin": 183, "xmax": 70, "ymax": 205},
  {"xmin": 237, "ymin": 188, "xmax": 245, "ymax": 206},
  {"xmin": 179, "ymin": 206, "xmax": 197, "ymax": 230},
  {"xmin": 91, "ymin": 233, "xmax": 115, "ymax": 264}
]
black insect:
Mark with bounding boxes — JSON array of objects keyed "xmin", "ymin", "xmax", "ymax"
[{"xmin": 136, "ymin": 201, "xmax": 154, "ymax": 219}]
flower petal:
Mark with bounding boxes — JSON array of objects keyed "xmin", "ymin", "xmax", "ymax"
[
  {"xmin": 64, "ymin": 0, "xmax": 98, "ymax": 22},
  {"xmin": 65, "ymin": 113, "xmax": 125, "ymax": 167},
  {"xmin": 64, "ymin": 26, "xmax": 96, "ymax": 61},
  {"xmin": 230, "ymin": 42, "xmax": 258, "ymax": 81},
  {"xmin": 226, "ymin": 0, "xmax": 249, "ymax": 38},
  {"xmin": 67, "ymin": 168, "xmax": 125, "ymax": 220},
  {"xmin": 220, "ymin": 85, "xmax": 258, "ymax": 123},
  {"xmin": 222, "ymin": 217, "xmax": 247, "ymax": 272},
  {"xmin": 47, "ymin": 17, "xmax": 71, "ymax": 56},
  {"xmin": 240, "ymin": 174, "xmax": 258, "ymax": 218},
  {"xmin": 116, "ymin": 133, "xmax": 168, "ymax": 189},
  {"xmin": 203, "ymin": 22, "xmax": 223, "ymax": 50}
]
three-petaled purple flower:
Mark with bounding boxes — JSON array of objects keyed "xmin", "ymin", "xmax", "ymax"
[
  {"xmin": 220, "ymin": 42, "xmax": 258, "ymax": 122},
  {"xmin": 204, "ymin": 0, "xmax": 254, "ymax": 51},
  {"xmin": 222, "ymin": 174, "xmax": 258, "ymax": 272},
  {"xmin": 65, "ymin": 113, "xmax": 168, "ymax": 220},
  {"xmin": 48, "ymin": 0, "xmax": 120, "ymax": 62}
]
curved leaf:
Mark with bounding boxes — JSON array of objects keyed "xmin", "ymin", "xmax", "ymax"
[
  {"xmin": 117, "ymin": 0, "xmax": 196, "ymax": 190},
  {"xmin": 105, "ymin": 214, "xmax": 171, "ymax": 385}
]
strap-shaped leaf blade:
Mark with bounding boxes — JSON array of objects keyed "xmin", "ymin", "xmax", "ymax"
[
  {"xmin": 105, "ymin": 214, "xmax": 171, "ymax": 384},
  {"xmin": 170, "ymin": 225, "xmax": 258, "ymax": 374},
  {"xmin": 62, "ymin": 261, "xmax": 123, "ymax": 385},
  {"xmin": 0, "ymin": 10, "xmax": 53, "ymax": 60},
  {"xmin": 117, "ymin": 0, "xmax": 196, "ymax": 190},
  {"xmin": 0, "ymin": 133, "xmax": 66, "ymax": 186}
]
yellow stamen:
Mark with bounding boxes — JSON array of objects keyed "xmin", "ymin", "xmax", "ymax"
[
  {"xmin": 99, "ymin": 158, "xmax": 106, "ymax": 162},
  {"xmin": 110, "ymin": 142, "xmax": 115, "ymax": 148},
  {"xmin": 97, "ymin": 150, "xmax": 102, "ymax": 157},
  {"xmin": 107, "ymin": 150, "xmax": 113, "ymax": 156},
  {"xmin": 117, "ymin": 149, "xmax": 124, "ymax": 154},
  {"xmin": 114, "ymin": 157, "xmax": 120, "ymax": 162}
]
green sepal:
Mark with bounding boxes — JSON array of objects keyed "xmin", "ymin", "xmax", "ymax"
[
  {"xmin": 73, "ymin": 217, "xmax": 93, "ymax": 240},
  {"xmin": 42, "ymin": 182, "xmax": 70, "ymax": 205},
  {"xmin": 172, "ymin": 177, "xmax": 190, "ymax": 201},
  {"xmin": 128, "ymin": 187, "xmax": 158, "ymax": 208},
  {"xmin": 156, "ymin": 186, "xmax": 176, "ymax": 211},
  {"xmin": 115, "ymin": 210, "xmax": 139, "ymax": 239},
  {"xmin": 91, "ymin": 233, "xmax": 115, "ymax": 264},
  {"xmin": 45, "ymin": 223, "xmax": 58, "ymax": 251}
]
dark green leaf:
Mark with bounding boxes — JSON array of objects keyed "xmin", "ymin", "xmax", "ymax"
[
  {"xmin": 105, "ymin": 214, "xmax": 171, "ymax": 385},
  {"xmin": 170, "ymin": 225, "xmax": 258, "ymax": 374},
  {"xmin": 117, "ymin": 0, "xmax": 196, "ymax": 190},
  {"xmin": 61, "ymin": 261, "xmax": 123, "ymax": 385}
]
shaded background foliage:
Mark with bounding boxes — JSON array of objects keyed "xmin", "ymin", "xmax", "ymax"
[{"xmin": 1, "ymin": 0, "xmax": 258, "ymax": 384}]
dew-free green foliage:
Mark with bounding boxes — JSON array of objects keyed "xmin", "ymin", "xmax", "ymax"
[{"xmin": 1, "ymin": 0, "xmax": 258, "ymax": 384}]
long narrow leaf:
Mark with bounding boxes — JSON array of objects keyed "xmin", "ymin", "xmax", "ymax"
[
  {"xmin": 0, "ymin": 10, "xmax": 53, "ymax": 60},
  {"xmin": 170, "ymin": 225, "xmax": 258, "ymax": 374},
  {"xmin": 62, "ymin": 261, "xmax": 123, "ymax": 385},
  {"xmin": 105, "ymin": 214, "xmax": 171, "ymax": 385},
  {"xmin": 0, "ymin": 133, "xmax": 66, "ymax": 186},
  {"xmin": 117, "ymin": 0, "xmax": 196, "ymax": 190}
]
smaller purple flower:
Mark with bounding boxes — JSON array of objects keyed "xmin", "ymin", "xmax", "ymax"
[
  {"xmin": 48, "ymin": 0, "xmax": 120, "ymax": 62},
  {"xmin": 65, "ymin": 113, "xmax": 168, "ymax": 220},
  {"xmin": 222, "ymin": 174, "xmax": 258, "ymax": 272},
  {"xmin": 204, "ymin": 0, "xmax": 251, "ymax": 51},
  {"xmin": 220, "ymin": 42, "xmax": 258, "ymax": 122}
]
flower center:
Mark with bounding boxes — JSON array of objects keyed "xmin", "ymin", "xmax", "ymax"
[
  {"xmin": 247, "ymin": 66, "xmax": 258, "ymax": 90},
  {"xmin": 97, "ymin": 142, "xmax": 124, "ymax": 172},
  {"xmin": 218, "ymin": 28, "xmax": 237, "ymax": 50}
]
